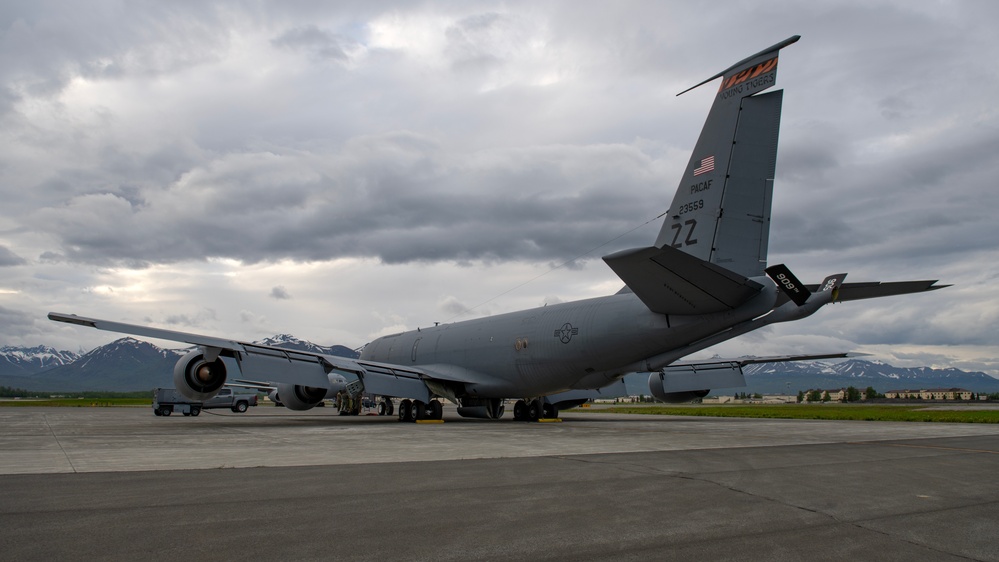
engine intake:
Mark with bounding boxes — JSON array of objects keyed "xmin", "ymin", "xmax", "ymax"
[{"xmin": 174, "ymin": 351, "xmax": 228, "ymax": 401}]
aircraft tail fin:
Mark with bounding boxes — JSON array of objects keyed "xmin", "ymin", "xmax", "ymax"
[{"xmin": 655, "ymin": 36, "xmax": 799, "ymax": 278}]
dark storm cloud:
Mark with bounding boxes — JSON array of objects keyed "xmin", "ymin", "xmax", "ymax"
[
  {"xmin": 31, "ymin": 132, "xmax": 662, "ymax": 266},
  {"xmin": 444, "ymin": 12, "xmax": 521, "ymax": 72},
  {"xmin": 0, "ymin": 2, "xmax": 229, "ymax": 99},
  {"xmin": 0, "ymin": 305, "xmax": 53, "ymax": 344},
  {"xmin": 271, "ymin": 25, "xmax": 354, "ymax": 63},
  {"xmin": 0, "ymin": 306, "xmax": 33, "ymax": 330},
  {"xmin": 0, "ymin": 245, "xmax": 26, "ymax": 266}
]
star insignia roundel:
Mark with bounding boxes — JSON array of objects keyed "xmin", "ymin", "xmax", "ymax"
[{"xmin": 554, "ymin": 322, "xmax": 579, "ymax": 344}]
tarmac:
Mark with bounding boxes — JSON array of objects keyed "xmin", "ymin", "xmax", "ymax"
[{"xmin": 2, "ymin": 405, "xmax": 998, "ymax": 561}]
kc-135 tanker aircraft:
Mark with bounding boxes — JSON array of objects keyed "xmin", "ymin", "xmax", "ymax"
[{"xmin": 50, "ymin": 36, "xmax": 945, "ymax": 422}]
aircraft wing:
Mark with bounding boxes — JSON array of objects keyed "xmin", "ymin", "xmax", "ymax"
[
  {"xmin": 47, "ymin": 312, "xmax": 459, "ymax": 402},
  {"xmin": 672, "ymin": 352, "xmax": 863, "ymax": 368},
  {"xmin": 552, "ymin": 352, "xmax": 860, "ymax": 405}
]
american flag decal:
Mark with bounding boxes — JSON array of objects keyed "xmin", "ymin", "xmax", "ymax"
[{"xmin": 693, "ymin": 155, "xmax": 715, "ymax": 176}]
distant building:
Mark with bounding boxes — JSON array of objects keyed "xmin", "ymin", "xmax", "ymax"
[
  {"xmin": 703, "ymin": 394, "xmax": 795, "ymax": 404},
  {"xmin": 802, "ymin": 389, "xmax": 851, "ymax": 402},
  {"xmin": 884, "ymin": 388, "xmax": 972, "ymax": 400}
]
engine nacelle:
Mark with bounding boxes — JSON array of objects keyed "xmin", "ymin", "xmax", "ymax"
[
  {"xmin": 649, "ymin": 364, "xmax": 744, "ymax": 403},
  {"xmin": 551, "ymin": 398, "xmax": 588, "ymax": 411},
  {"xmin": 456, "ymin": 398, "xmax": 505, "ymax": 419},
  {"xmin": 276, "ymin": 384, "xmax": 328, "ymax": 411},
  {"xmin": 174, "ymin": 351, "xmax": 228, "ymax": 401},
  {"xmin": 653, "ymin": 389, "xmax": 710, "ymax": 403}
]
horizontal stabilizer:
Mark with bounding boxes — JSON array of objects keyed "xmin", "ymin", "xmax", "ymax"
[
  {"xmin": 802, "ymin": 280, "xmax": 947, "ymax": 303},
  {"xmin": 603, "ymin": 245, "xmax": 763, "ymax": 314}
]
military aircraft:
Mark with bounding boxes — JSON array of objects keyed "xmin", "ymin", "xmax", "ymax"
[{"xmin": 49, "ymin": 35, "xmax": 945, "ymax": 422}]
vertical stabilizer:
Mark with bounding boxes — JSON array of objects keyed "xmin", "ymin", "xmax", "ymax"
[{"xmin": 655, "ymin": 36, "xmax": 798, "ymax": 278}]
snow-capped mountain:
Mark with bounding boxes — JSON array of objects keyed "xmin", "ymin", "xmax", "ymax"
[
  {"xmin": 0, "ymin": 345, "xmax": 80, "ymax": 377},
  {"xmin": 0, "ymin": 338, "xmax": 187, "ymax": 392},
  {"xmin": 254, "ymin": 334, "xmax": 360, "ymax": 359},
  {"xmin": 1, "ymin": 335, "xmax": 358, "ymax": 392},
  {"xmin": 742, "ymin": 359, "xmax": 999, "ymax": 394}
]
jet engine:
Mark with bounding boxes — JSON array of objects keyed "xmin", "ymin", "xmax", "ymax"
[
  {"xmin": 456, "ymin": 398, "xmax": 505, "ymax": 419},
  {"xmin": 651, "ymin": 389, "xmax": 710, "ymax": 403},
  {"xmin": 649, "ymin": 364, "xmax": 744, "ymax": 403},
  {"xmin": 648, "ymin": 370, "xmax": 710, "ymax": 403},
  {"xmin": 173, "ymin": 350, "xmax": 228, "ymax": 401},
  {"xmin": 276, "ymin": 384, "xmax": 328, "ymax": 411}
]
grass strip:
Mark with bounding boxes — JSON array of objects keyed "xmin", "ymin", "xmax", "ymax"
[
  {"xmin": 0, "ymin": 398, "xmax": 151, "ymax": 407},
  {"xmin": 596, "ymin": 404, "xmax": 999, "ymax": 423}
]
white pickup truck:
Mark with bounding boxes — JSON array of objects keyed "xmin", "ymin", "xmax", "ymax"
[{"xmin": 152, "ymin": 387, "xmax": 259, "ymax": 417}]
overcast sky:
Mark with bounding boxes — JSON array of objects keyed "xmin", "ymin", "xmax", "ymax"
[{"xmin": 2, "ymin": 1, "xmax": 998, "ymax": 374}]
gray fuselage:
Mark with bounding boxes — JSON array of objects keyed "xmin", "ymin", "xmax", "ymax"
[{"xmin": 359, "ymin": 279, "xmax": 779, "ymax": 399}]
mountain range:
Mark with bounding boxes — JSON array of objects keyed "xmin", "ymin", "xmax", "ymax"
[
  {"xmin": 0, "ymin": 335, "xmax": 359, "ymax": 392},
  {"xmin": 741, "ymin": 359, "xmax": 999, "ymax": 395},
  {"xmin": 2, "ymin": 337, "xmax": 997, "ymax": 395},
  {"xmin": 0, "ymin": 345, "xmax": 80, "ymax": 376}
]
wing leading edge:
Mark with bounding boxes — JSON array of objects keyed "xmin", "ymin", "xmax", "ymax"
[{"xmin": 46, "ymin": 312, "xmax": 474, "ymax": 402}]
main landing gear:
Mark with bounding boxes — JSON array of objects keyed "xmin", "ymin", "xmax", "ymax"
[
  {"xmin": 512, "ymin": 399, "xmax": 557, "ymax": 422},
  {"xmin": 377, "ymin": 398, "xmax": 395, "ymax": 417},
  {"xmin": 397, "ymin": 399, "xmax": 444, "ymax": 423}
]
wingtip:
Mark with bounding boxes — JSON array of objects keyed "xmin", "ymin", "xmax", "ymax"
[{"xmin": 48, "ymin": 312, "xmax": 97, "ymax": 328}]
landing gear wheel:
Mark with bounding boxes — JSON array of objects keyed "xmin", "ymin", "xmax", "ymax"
[
  {"xmin": 429, "ymin": 399, "xmax": 443, "ymax": 420},
  {"xmin": 543, "ymin": 402, "xmax": 557, "ymax": 419},
  {"xmin": 409, "ymin": 400, "xmax": 424, "ymax": 422},
  {"xmin": 514, "ymin": 400, "xmax": 526, "ymax": 421},
  {"xmin": 527, "ymin": 399, "xmax": 541, "ymax": 422},
  {"xmin": 398, "ymin": 399, "xmax": 412, "ymax": 422}
]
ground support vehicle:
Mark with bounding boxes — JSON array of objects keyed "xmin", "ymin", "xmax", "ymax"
[{"xmin": 153, "ymin": 387, "xmax": 257, "ymax": 416}]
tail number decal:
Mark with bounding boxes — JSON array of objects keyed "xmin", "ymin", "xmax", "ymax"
[
  {"xmin": 677, "ymin": 199, "xmax": 704, "ymax": 215},
  {"xmin": 670, "ymin": 219, "xmax": 698, "ymax": 248},
  {"xmin": 775, "ymin": 272, "xmax": 797, "ymax": 292}
]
